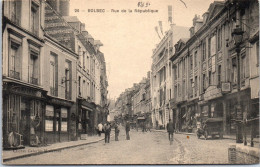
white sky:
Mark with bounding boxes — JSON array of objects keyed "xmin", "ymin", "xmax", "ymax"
[{"xmin": 69, "ymin": 0, "xmax": 220, "ymax": 99}]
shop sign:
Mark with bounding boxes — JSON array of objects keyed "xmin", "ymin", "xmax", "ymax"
[
  {"xmin": 221, "ymin": 82, "xmax": 231, "ymax": 92},
  {"xmin": 50, "ymin": 98, "xmax": 72, "ymax": 107},
  {"xmin": 204, "ymin": 85, "xmax": 222, "ymax": 101},
  {"xmin": 10, "ymin": 86, "xmax": 43, "ymax": 98}
]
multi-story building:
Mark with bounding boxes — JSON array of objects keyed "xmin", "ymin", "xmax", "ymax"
[
  {"xmin": 2, "ymin": 0, "xmax": 47, "ymax": 147},
  {"xmin": 2, "ymin": 0, "xmax": 108, "ymax": 147},
  {"xmin": 169, "ymin": 0, "xmax": 259, "ymax": 139},
  {"xmin": 151, "ymin": 24, "xmax": 189, "ymax": 129}
]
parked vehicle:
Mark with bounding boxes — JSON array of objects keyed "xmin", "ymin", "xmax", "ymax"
[{"xmin": 197, "ymin": 118, "xmax": 224, "ymax": 140}]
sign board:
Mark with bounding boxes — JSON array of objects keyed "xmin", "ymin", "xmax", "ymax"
[{"xmin": 221, "ymin": 82, "xmax": 231, "ymax": 92}]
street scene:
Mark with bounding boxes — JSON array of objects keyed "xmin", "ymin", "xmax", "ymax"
[
  {"xmin": 2, "ymin": 0, "xmax": 260, "ymax": 165},
  {"xmin": 5, "ymin": 128, "xmax": 234, "ymax": 165}
]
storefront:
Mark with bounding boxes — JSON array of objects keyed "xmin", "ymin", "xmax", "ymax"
[
  {"xmin": 77, "ymin": 99, "xmax": 95, "ymax": 137},
  {"xmin": 44, "ymin": 97, "xmax": 74, "ymax": 144},
  {"xmin": 3, "ymin": 80, "xmax": 47, "ymax": 148}
]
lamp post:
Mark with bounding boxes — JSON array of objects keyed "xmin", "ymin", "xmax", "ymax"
[{"xmin": 231, "ymin": 25, "xmax": 244, "ymax": 144}]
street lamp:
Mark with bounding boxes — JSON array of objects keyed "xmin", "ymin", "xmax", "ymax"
[{"xmin": 231, "ymin": 25, "xmax": 244, "ymax": 144}]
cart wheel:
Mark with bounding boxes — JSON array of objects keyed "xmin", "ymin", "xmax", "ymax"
[{"xmin": 204, "ymin": 131, "xmax": 208, "ymax": 140}]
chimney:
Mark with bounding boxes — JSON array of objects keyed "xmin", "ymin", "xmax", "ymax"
[
  {"xmin": 80, "ymin": 23, "xmax": 85, "ymax": 32},
  {"xmin": 60, "ymin": 0, "xmax": 70, "ymax": 16},
  {"xmin": 82, "ymin": 31, "xmax": 88, "ymax": 38},
  {"xmin": 202, "ymin": 12, "xmax": 209, "ymax": 24},
  {"xmin": 147, "ymin": 71, "xmax": 150, "ymax": 79},
  {"xmin": 189, "ymin": 27, "xmax": 194, "ymax": 37}
]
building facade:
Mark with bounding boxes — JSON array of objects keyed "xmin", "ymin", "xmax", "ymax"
[
  {"xmin": 151, "ymin": 24, "xmax": 189, "ymax": 129},
  {"xmin": 169, "ymin": 0, "xmax": 259, "ymax": 137},
  {"xmin": 2, "ymin": 0, "xmax": 108, "ymax": 147}
]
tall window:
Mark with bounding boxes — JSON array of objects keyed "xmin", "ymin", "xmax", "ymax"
[
  {"xmin": 178, "ymin": 63, "xmax": 180, "ymax": 78},
  {"xmin": 30, "ymin": 51, "xmax": 39, "ymax": 85},
  {"xmin": 217, "ymin": 28, "xmax": 222, "ymax": 51},
  {"xmin": 208, "ymin": 37, "xmax": 211, "ymax": 58},
  {"xmin": 202, "ymin": 41, "xmax": 206, "ymax": 61},
  {"xmin": 194, "ymin": 51, "xmax": 197, "ymax": 67},
  {"xmin": 83, "ymin": 80, "xmax": 86, "ymax": 97},
  {"xmin": 78, "ymin": 76, "xmax": 81, "ymax": 96},
  {"xmin": 232, "ymin": 57, "xmax": 237, "ymax": 85},
  {"xmin": 87, "ymin": 56, "xmax": 90, "ymax": 72},
  {"xmin": 65, "ymin": 61, "xmax": 71, "ymax": 100},
  {"xmin": 190, "ymin": 55, "xmax": 193, "ymax": 70},
  {"xmin": 10, "ymin": 0, "xmax": 21, "ymax": 25},
  {"xmin": 190, "ymin": 79, "xmax": 193, "ymax": 98},
  {"xmin": 83, "ymin": 51, "xmax": 86, "ymax": 69},
  {"xmin": 195, "ymin": 76, "xmax": 198, "ymax": 96},
  {"xmin": 31, "ymin": 2, "xmax": 39, "ymax": 36},
  {"xmin": 208, "ymin": 71, "xmax": 212, "ymax": 85},
  {"xmin": 9, "ymin": 41, "xmax": 21, "ymax": 79},
  {"xmin": 218, "ymin": 65, "xmax": 221, "ymax": 87},
  {"xmin": 256, "ymin": 41, "xmax": 259, "ymax": 66},
  {"xmin": 174, "ymin": 66, "xmax": 177, "ymax": 80},
  {"xmin": 50, "ymin": 53, "xmax": 57, "ymax": 96},
  {"xmin": 78, "ymin": 46, "xmax": 82, "ymax": 65},
  {"xmin": 241, "ymin": 54, "xmax": 247, "ymax": 83},
  {"xmin": 203, "ymin": 74, "xmax": 206, "ymax": 91}
]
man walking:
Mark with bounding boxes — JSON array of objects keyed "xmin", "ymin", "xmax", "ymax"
[
  {"xmin": 167, "ymin": 119, "xmax": 175, "ymax": 143},
  {"xmin": 125, "ymin": 121, "xmax": 130, "ymax": 140},
  {"xmin": 114, "ymin": 122, "xmax": 120, "ymax": 141},
  {"xmin": 98, "ymin": 122, "xmax": 103, "ymax": 137},
  {"xmin": 104, "ymin": 122, "xmax": 111, "ymax": 143}
]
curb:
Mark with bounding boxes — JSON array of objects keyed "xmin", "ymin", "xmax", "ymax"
[{"xmin": 3, "ymin": 138, "xmax": 105, "ymax": 163}]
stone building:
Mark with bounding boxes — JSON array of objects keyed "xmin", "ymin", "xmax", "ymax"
[
  {"xmin": 169, "ymin": 0, "xmax": 259, "ymax": 139},
  {"xmin": 151, "ymin": 24, "xmax": 189, "ymax": 129},
  {"xmin": 2, "ymin": 0, "xmax": 47, "ymax": 147},
  {"xmin": 2, "ymin": 0, "xmax": 108, "ymax": 147}
]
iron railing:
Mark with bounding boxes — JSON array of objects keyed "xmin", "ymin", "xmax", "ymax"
[
  {"xmin": 30, "ymin": 77, "xmax": 38, "ymax": 85},
  {"xmin": 9, "ymin": 70, "xmax": 20, "ymax": 80}
]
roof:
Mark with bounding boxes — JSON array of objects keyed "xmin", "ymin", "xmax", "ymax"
[
  {"xmin": 76, "ymin": 33, "xmax": 96, "ymax": 55},
  {"xmin": 63, "ymin": 16, "xmax": 80, "ymax": 22}
]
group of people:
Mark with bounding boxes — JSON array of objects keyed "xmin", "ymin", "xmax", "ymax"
[{"xmin": 97, "ymin": 121, "xmax": 131, "ymax": 143}]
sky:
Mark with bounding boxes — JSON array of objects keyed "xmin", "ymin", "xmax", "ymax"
[{"xmin": 69, "ymin": 0, "xmax": 220, "ymax": 99}]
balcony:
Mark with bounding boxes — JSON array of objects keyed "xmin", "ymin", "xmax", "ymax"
[
  {"xmin": 30, "ymin": 77, "xmax": 38, "ymax": 85},
  {"xmin": 11, "ymin": 14, "xmax": 20, "ymax": 26},
  {"xmin": 9, "ymin": 70, "xmax": 20, "ymax": 80},
  {"xmin": 50, "ymin": 86, "xmax": 58, "ymax": 96},
  {"xmin": 65, "ymin": 91, "xmax": 71, "ymax": 100}
]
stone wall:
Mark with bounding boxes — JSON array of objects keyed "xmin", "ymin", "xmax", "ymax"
[{"xmin": 228, "ymin": 143, "xmax": 259, "ymax": 164}]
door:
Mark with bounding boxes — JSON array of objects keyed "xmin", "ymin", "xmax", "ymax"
[{"xmin": 21, "ymin": 99, "xmax": 30, "ymax": 145}]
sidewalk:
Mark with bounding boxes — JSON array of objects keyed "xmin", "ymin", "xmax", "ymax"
[
  {"xmin": 2, "ymin": 135, "xmax": 104, "ymax": 162},
  {"xmin": 152, "ymin": 129, "xmax": 259, "ymax": 145}
]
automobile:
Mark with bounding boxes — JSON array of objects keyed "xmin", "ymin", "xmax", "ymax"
[{"xmin": 203, "ymin": 117, "xmax": 224, "ymax": 139}]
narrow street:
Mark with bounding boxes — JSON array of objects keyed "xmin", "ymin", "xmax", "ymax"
[{"xmin": 6, "ymin": 127, "xmax": 233, "ymax": 165}]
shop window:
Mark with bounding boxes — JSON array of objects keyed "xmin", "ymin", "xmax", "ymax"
[
  {"xmin": 45, "ymin": 105, "xmax": 54, "ymax": 132},
  {"xmin": 61, "ymin": 108, "xmax": 68, "ymax": 132}
]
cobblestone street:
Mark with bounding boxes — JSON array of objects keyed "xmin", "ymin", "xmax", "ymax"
[{"xmin": 6, "ymin": 128, "xmax": 234, "ymax": 165}]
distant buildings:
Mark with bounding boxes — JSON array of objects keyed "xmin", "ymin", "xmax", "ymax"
[{"xmin": 2, "ymin": 0, "xmax": 108, "ymax": 148}]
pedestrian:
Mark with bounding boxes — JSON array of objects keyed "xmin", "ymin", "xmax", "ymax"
[
  {"xmin": 104, "ymin": 122, "xmax": 111, "ymax": 143},
  {"xmin": 125, "ymin": 121, "xmax": 130, "ymax": 140},
  {"xmin": 98, "ymin": 122, "xmax": 103, "ymax": 137},
  {"xmin": 167, "ymin": 119, "xmax": 175, "ymax": 143},
  {"xmin": 114, "ymin": 122, "xmax": 120, "ymax": 141}
]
